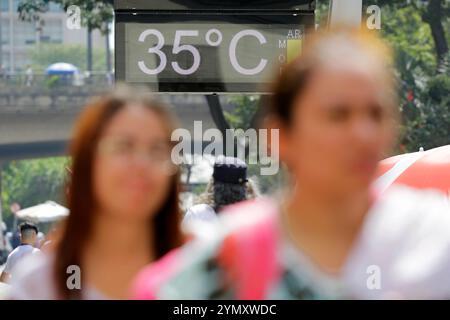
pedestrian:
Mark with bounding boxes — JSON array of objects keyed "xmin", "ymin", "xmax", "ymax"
[
  {"xmin": 10, "ymin": 84, "xmax": 184, "ymax": 299},
  {"xmin": 183, "ymin": 156, "xmax": 259, "ymax": 227},
  {"xmin": 25, "ymin": 65, "xmax": 33, "ymax": 87},
  {"xmin": 0, "ymin": 222, "xmax": 40, "ymax": 283}
]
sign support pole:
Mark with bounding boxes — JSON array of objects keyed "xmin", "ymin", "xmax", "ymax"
[
  {"xmin": 205, "ymin": 94, "xmax": 231, "ymax": 155},
  {"xmin": 329, "ymin": 0, "xmax": 363, "ymax": 27}
]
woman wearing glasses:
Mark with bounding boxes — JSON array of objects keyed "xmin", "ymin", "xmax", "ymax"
[{"xmin": 10, "ymin": 85, "xmax": 183, "ymax": 299}]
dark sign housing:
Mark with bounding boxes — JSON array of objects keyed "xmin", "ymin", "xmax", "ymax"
[{"xmin": 115, "ymin": 1, "xmax": 315, "ymax": 93}]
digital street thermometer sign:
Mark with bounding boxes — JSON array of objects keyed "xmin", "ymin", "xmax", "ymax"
[
  {"xmin": 125, "ymin": 24, "xmax": 304, "ymax": 87},
  {"xmin": 115, "ymin": 2, "xmax": 315, "ymax": 93}
]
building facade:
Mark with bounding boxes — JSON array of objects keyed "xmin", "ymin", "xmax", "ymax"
[{"xmin": 0, "ymin": 0, "xmax": 106, "ymax": 72}]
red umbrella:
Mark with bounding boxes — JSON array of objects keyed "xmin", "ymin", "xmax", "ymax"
[{"xmin": 375, "ymin": 145, "xmax": 450, "ymax": 196}]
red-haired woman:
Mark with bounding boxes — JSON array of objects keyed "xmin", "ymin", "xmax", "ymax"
[{"xmin": 10, "ymin": 85, "xmax": 183, "ymax": 299}]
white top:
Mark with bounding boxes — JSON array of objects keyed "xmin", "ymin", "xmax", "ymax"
[
  {"xmin": 275, "ymin": 186, "xmax": 450, "ymax": 299},
  {"xmin": 156, "ymin": 185, "xmax": 450, "ymax": 299},
  {"xmin": 9, "ymin": 253, "xmax": 109, "ymax": 300},
  {"xmin": 182, "ymin": 204, "xmax": 219, "ymax": 240},
  {"xmin": 183, "ymin": 204, "xmax": 218, "ymax": 224},
  {"xmin": 2, "ymin": 245, "xmax": 40, "ymax": 280}
]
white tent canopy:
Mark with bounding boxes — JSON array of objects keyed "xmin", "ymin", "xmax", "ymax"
[{"xmin": 16, "ymin": 201, "xmax": 69, "ymax": 223}]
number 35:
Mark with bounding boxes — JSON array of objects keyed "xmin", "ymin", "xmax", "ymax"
[
  {"xmin": 138, "ymin": 29, "xmax": 201, "ymax": 76},
  {"xmin": 137, "ymin": 29, "xmax": 267, "ymax": 76}
]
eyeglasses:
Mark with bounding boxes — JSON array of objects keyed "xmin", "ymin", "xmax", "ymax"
[{"xmin": 97, "ymin": 136, "xmax": 177, "ymax": 174}]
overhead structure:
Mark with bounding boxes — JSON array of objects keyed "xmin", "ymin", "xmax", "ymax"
[{"xmin": 114, "ymin": 0, "xmax": 316, "ymax": 93}]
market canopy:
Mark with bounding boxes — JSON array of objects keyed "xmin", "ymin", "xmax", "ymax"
[
  {"xmin": 45, "ymin": 62, "xmax": 79, "ymax": 75},
  {"xmin": 15, "ymin": 201, "xmax": 69, "ymax": 223}
]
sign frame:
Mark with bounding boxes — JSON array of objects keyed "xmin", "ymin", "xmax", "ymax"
[
  {"xmin": 114, "ymin": 0, "xmax": 315, "ymax": 11},
  {"xmin": 114, "ymin": 2, "xmax": 315, "ymax": 93}
]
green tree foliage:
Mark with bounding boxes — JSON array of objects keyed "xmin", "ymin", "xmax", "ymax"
[
  {"xmin": 18, "ymin": 0, "xmax": 113, "ymax": 34},
  {"xmin": 369, "ymin": 1, "xmax": 450, "ymax": 152},
  {"xmin": 225, "ymin": 95, "xmax": 285, "ymax": 194},
  {"xmin": 401, "ymin": 72, "xmax": 450, "ymax": 150},
  {"xmin": 1, "ymin": 157, "xmax": 68, "ymax": 227},
  {"xmin": 224, "ymin": 95, "xmax": 259, "ymax": 130},
  {"xmin": 28, "ymin": 43, "xmax": 108, "ymax": 72},
  {"xmin": 18, "ymin": 0, "xmax": 114, "ymax": 72},
  {"xmin": 368, "ymin": 0, "xmax": 449, "ymax": 69}
]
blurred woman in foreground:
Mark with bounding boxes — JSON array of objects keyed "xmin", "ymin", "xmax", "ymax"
[
  {"xmin": 11, "ymin": 85, "xmax": 183, "ymax": 299},
  {"xmin": 132, "ymin": 28, "xmax": 450, "ymax": 299}
]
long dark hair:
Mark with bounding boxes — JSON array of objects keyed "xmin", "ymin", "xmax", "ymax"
[{"xmin": 54, "ymin": 85, "xmax": 183, "ymax": 299}]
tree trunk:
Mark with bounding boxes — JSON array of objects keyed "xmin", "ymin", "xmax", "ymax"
[
  {"xmin": 87, "ymin": 24, "xmax": 93, "ymax": 72},
  {"xmin": 422, "ymin": 0, "xmax": 449, "ymax": 72},
  {"xmin": 105, "ymin": 24, "xmax": 112, "ymax": 73}
]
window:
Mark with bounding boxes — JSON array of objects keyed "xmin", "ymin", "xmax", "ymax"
[
  {"xmin": 14, "ymin": 19, "xmax": 35, "ymax": 46},
  {"xmin": 41, "ymin": 19, "xmax": 63, "ymax": 44},
  {"xmin": 0, "ymin": 0, "xmax": 8, "ymax": 12}
]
